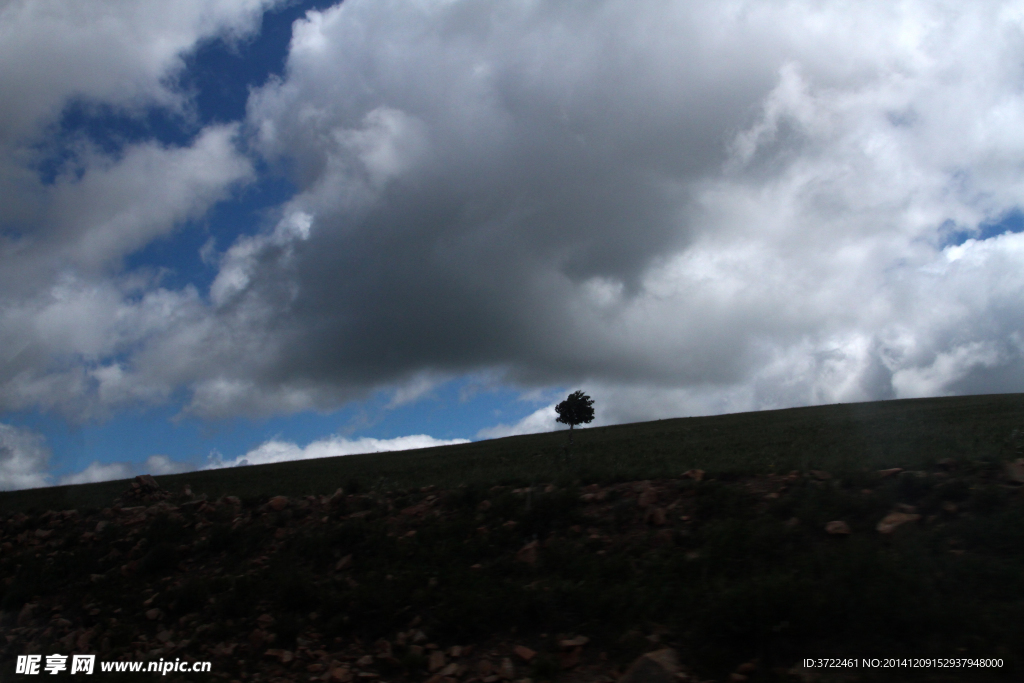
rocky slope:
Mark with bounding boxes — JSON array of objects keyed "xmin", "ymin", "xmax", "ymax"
[{"xmin": 3, "ymin": 462, "xmax": 1023, "ymax": 682}]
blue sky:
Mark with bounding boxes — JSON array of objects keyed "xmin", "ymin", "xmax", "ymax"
[{"xmin": 3, "ymin": 0, "xmax": 1024, "ymax": 489}]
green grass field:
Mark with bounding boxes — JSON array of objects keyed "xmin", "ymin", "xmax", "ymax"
[{"xmin": 2, "ymin": 393, "xmax": 1023, "ymax": 682}]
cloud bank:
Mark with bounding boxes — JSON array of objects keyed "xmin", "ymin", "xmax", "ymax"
[
  {"xmin": 206, "ymin": 433, "xmax": 470, "ymax": 469},
  {"xmin": 3, "ymin": 0, "xmax": 1024, "ymax": 432}
]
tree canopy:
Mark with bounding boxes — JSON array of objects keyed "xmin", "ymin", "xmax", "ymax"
[{"xmin": 555, "ymin": 390, "xmax": 594, "ymax": 444}]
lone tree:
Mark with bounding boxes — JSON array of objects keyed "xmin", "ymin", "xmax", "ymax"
[{"xmin": 555, "ymin": 390, "xmax": 595, "ymax": 446}]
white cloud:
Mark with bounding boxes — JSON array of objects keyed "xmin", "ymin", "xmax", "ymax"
[
  {"xmin": 58, "ymin": 461, "xmax": 132, "ymax": 486},
  {"xmin": 477, "ymin": 404, "xmax": 559, "ymax": 439},
  {"xmin": 205, "ymin": 433, "xmax": 470, "ymax": 469},
  {"xmin": 56, "ymin": 453, "xmax": 192, "ymax": 487},
  {"xmin": 0, "ymin": 423, "xmax": 51, "ymax": 490}
]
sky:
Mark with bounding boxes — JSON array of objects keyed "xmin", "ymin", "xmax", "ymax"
[{"xmin": 2, "ymin": 0, "xmax": 1024, "ymax": 490}]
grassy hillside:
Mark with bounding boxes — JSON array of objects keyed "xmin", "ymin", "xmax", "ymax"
[
  {"xmin": 3, "ymin": 393, "xmax": 1024, "ymax": 514},
  {"xmin": 2, "ymin": 393, "xmax": 1023, "ymax": 683}
]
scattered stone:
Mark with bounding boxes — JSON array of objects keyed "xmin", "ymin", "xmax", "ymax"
[
  {"xmin": 619, "ymin": 648, "xmax": 680, "ymax": 683},
  {"xmin": 499, "ymin": 657, "xmax": 515, "ymax": 680},
  {"xmin": 428, "ymin": 650, "xmax": 446, "ymax": 672},
  {"xmin": 877, "ymin": 511, "xmax": 921, "ymax": 534},
  {"xmin": 145, "ymin": 608, "xmax": 163, "ymax": 621},
  {"xmin": 809, "ymin": 470, "xmax": 832, "ymax": 481},
  {"xmin": 559, "ymin": 635, "xmax": 589, "ymax": 648},
  {"xmin": 637, "ymin": 488, "xmax": 658, "ymax": 508},
  {"xmin": 477, "ymin": 500, "xmax": 492, "ymax": 512},
  {"xmin": 825, "ymin": 521, "xmax": 851, "ymax": 535},
  {"xmin": 559, "ymin": 647, "xmax": 581, "ymax": 669},
  {"xmin": 942, "ymin": 502, "xmax": 958, "ymax": 513},
  {"xmin": 17, "ymin": 603, "xmax": 36, "ymax": 627},
  {"xmin": 645, "ymin": 507, "xmax": 667, "ymax": 526},
  {"xmin": 249, "ymin": 628, "xmax": 268, "ymax": 650},
  {"xmin": 877, "ymin": 468, "xmax": 903, "ymax": 478},
  {"xmin": 513, "ymin": 645, "xmax": 536, "ymax": 662},
  {"xmin": 268, "ymin": 496, "xmax": 289, "ymax": 511},
  {"xmin": 136, "ymin": 474, "xmax": 160, "ymax": 491},
  {"xmin": 335, "ymin": 554, "xmax": 353, "ymax": 571},
  {"xmin": 682, "ymin": 469, "xmax": 705, "ymax": 481},
  {"xmin": 356, "ymin": 654, "xmax": 375, "ymax": 667},
  {"xmin": 257, "ymin": 614, "xmax": 275, "ymax": 629},
  {"xmin": 1005, "ymin": 459, "xmax": 1024, "ymax": 484},
  {"xmin": 516, "ymin": 540, "xmax": 539, "ymax": 565}
]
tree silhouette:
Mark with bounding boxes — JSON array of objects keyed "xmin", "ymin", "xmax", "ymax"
[{"xmin": 555, "ymin": 390, "xmax": 595, "ymax": 446}]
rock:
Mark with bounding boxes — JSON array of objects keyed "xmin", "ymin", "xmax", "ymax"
[
  {"xmin": 136, "ymin": 474, "xmax": 160, "ymax": 491},
  {"xmin": 145, "ymin": 608, "xmax": 163, "ymax": 621},
  {"xmin": 211, "ymin": 642, "xmax": 237, "ymax": 657},
  {"xmin": 637, "ymin": 489, "xmax": 658, "ymax": 508},
  {"xmin": 559, "ymin": 635, "xmax": 589, "ymax": 648},
  {"xmin": 428, "ymin": 650, "xmax": 446, "ymax": 672},
  {"xmin": 877, "ymin": 468, "xmax": 903, "ymax": 478},
  {"xmin": 809, "ymin": 470, "xmax": 832, "ymax": 481},
  {"xmin": 513, "ymin": 645, "xmax": 536, "ymax": 662},
  {"xmin": 477, "ymin": 500, "xmax": 492, "ymax": 512},
  {"xmin": 249, "ymin": 629, "xmax": 268, "ymax": 650},
  {"xmin": 499, "ymin": 657, "xmax": 515, "ymax": 680},
  {"xmin": 619, "ymin": 648, "xmax": 680, "ymax": 683},
  {"xmin": 1005, "ymin": 459, "xmax": 1024, "ymax": 484},
  {"xmin": 729, "ymin": 674, "xmax": 748, "ymax": 682},
  {"xmin": 329, "ymin": 666, "xmax": 353, "ymax": 682},
  {"xmin": 373, "ymin": 638, "xmax": 392, "ymax": 659},
  {"xmin": 335, "ymin": 554, "xmax": 353, "ymax": 571},
  {"xmin": 257, "ymin": 614, "xmax": 275, "ymax": 629},
  {"xmin": 516, "ymin": 540, "xmax": 539, "ymax": 565},
  {"xmin": 156, "ymin": 629, "xmax": 173, "ymax": 643},
  {"xmin": 477, "ymin": 660, "xmax": 493, "ymax": 676},
  {"xmin": 645, "ymin": 507, "xmax": 667, "ymax": 526},
  {"xmin": 877, "ymin": 511, "xmax": 921, "ymax": 534},
  {"xmin": 34, "ymin": 528, "xmax": 52, "ymax": 539},
  {"xmin": 682, "ymin": 469, "xmax": 705, "ymax": 482},
  {"xmin": 559, "ymin": 648, "xmax": 581, "ymax": 669},
  {"xmin": 825, "ymin": 521, "xmax": 851, "ymax": 535},
  {"xmin": 17, "ymin": 602, "xmax": 36, "ymax": 627},
  {"xmin": 268, "ymin": 496, "xmax": 289, "ymax": 511},
  {"xmin": 736, "ymin": 661, "xmax": 757, "ymax": 674}
]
